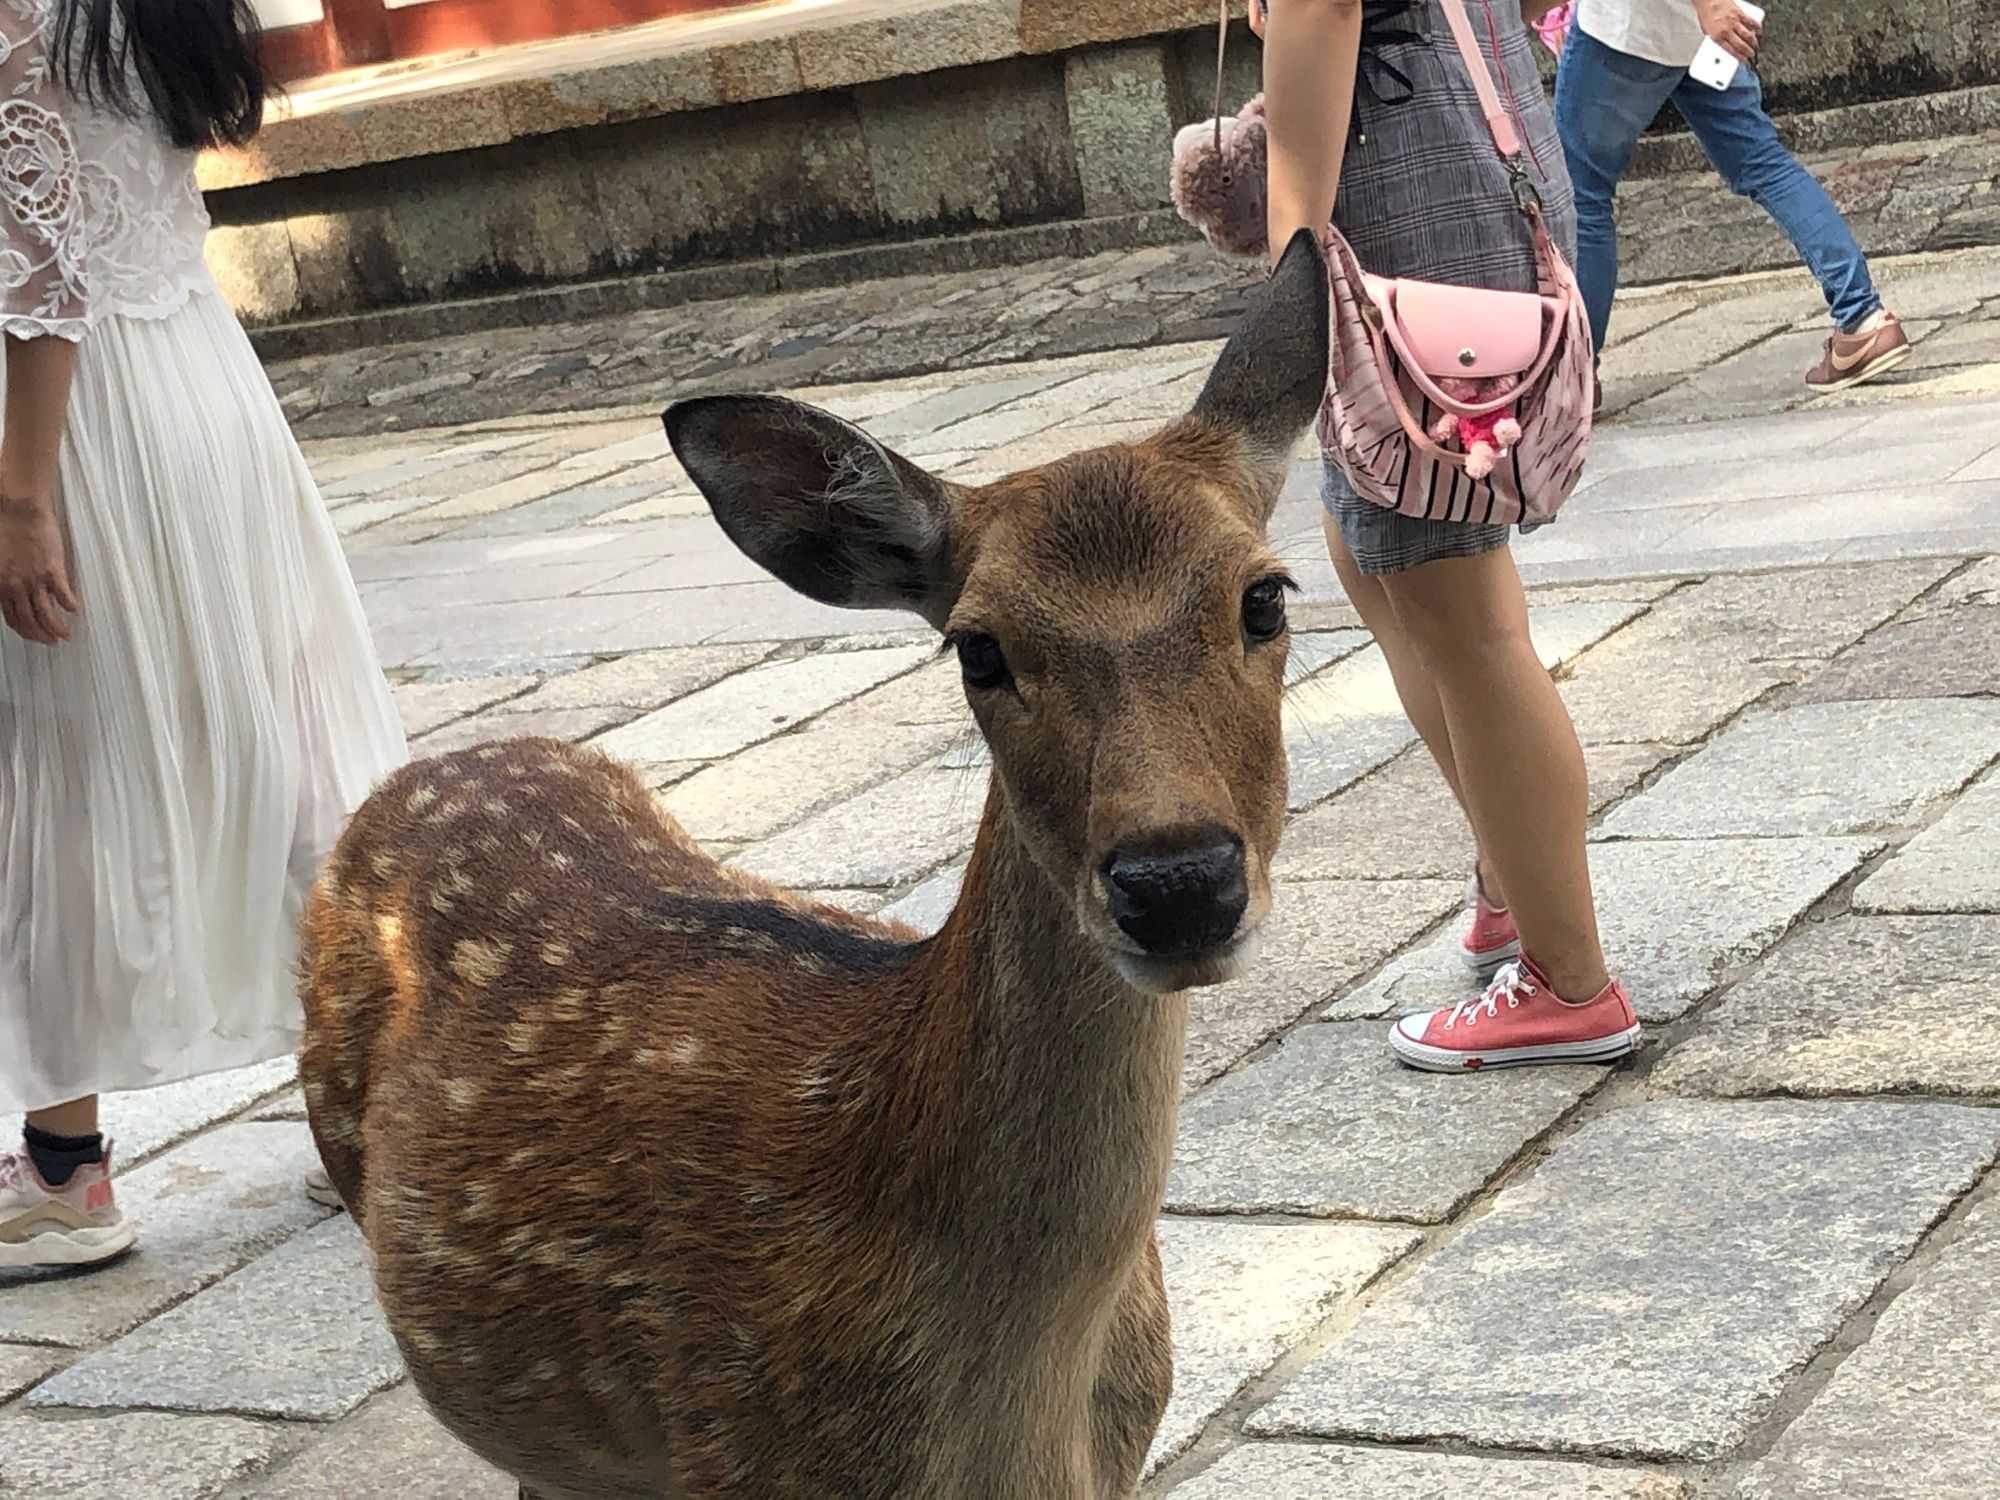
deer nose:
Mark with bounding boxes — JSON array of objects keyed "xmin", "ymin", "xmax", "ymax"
[{"xmin": 1100, "ymin": 832, "xmax": 1249, "ymax": 957}]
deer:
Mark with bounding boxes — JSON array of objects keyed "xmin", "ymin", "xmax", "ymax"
[{"xmin": 297, "ymin": 229, "xmax": 1330, "ymax": 1500}]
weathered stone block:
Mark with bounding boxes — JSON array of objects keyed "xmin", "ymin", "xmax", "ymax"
[
  {"xmin": 1172, "ymin": 1443, "xmax": 1692, "ymax": 1499},
  {"xmin": 0, "ymin": 1411, "xmax": 284, "ymax": 1500},
  {"xmin": 203, "ymin": 219, "xmax": 301, "ymax": 327},
  {"xmin": 734, "ymin": 764, "xmax": 987, "ymax": 888},
  {"xmin": 1855, "ymin": 769, "xmax": 2000, "ymax": 914},
  {"xmin": 1170, "ymin": 1023, "xmax": 1604, "ymax": 1223},
  {"xmin": 1149, "ymin": 1218, "xmax": 1418, "ymax": 1475},
  {"xmin": 31, "ymin": 1218, "xmax": 402, "ymax": 1420},
  {"xmin": 240, "ymin": 1385, "xmax": 514, "ymax": 1499},
  {"xmin": 1249, "ymin": 1099, "xmax": 2000, "ymax": 1460},
  {"xmin": 1656, "ymin": 914, "xmax": 2000, "ymax": 1097},
  {"xmin": 101, "ymin": 1058, "xmax": 299, "ymax": 1169},
  {"xmin": 1065, "ymin": 43, "xmax": 1179, "ymax": 218}
]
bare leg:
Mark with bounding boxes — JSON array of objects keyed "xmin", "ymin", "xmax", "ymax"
[
  {"xmin": 1323, "ymin": 520, "xmax": 1506, "ymax": 906},
  {"xmin": 1377, "ymin": 546, "xmax": 1609, "ymax": 1001},
  {"xmin": 25, "ymin": 1095, "xmax": 99, "ymax": 1138}
]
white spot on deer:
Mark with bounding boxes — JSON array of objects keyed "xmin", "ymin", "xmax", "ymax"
[
  {"xmin": 451, "ymin": 937, "xmax": 513, "ymax": 987},
  {"xmin": 476, "ymin": 745, "xmax": 506, "ymax": 762},
  {"xmin": 560, "ymin": 813, "xmax": 585, "ymax": 835},
  {"xmin": 442, "ymin": 1078, "xmax": 482, "ymax": 1113},
  {"xmin": 547, "ymin": 850, "xmax": 574, "ymax": 873},
  {"xmin": 482, "ymin": 798, "xmax": 512, "ymax": 818},
  {"xmin": 504, "ymin": 1020, "xmax": 544, "ymax": 1055},
  {"xmin": 504, "ymin": 888, "xmax": 534, "ymax": 915},
  {"xmin": 370, "ymin": 852, "xmax": 399, "ymax": 880},
  {"xmin": 406, "ymin": 784, "xmax": 438, "ymax": 814},
  {"xmin": 540, "ymin": 939, "xmax": 573, "ymax": 967},
  {"xmin": 668, "ymin": 1036, "xmax": 706, "ymax": 1069},
  {"xmin": 475, "ymin": 833, "xmax": 502, "ymax": 856}
]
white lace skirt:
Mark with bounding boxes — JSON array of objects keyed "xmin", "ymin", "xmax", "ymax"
[{"xmin": 0, "ymin": 288, "xmax": 408, "ymax": 1114}]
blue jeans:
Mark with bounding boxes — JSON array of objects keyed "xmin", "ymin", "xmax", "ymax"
[{"xmin": 1554, "ymin": 28, "xmax": 1881, "ymax": 354}]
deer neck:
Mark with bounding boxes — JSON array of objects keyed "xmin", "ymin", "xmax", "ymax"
[{"xmin": 910, "ymin": 780, "xmax": 1186, "ymax": 1290}]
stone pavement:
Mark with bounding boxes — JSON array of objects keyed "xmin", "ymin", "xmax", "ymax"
[
  {"xmin": 261, "ymin": 124, "xmax": 2000, "ymax": 441},
  {"xmin": 7, "ymin": 250, "xmax": 2000, "ymax": 1498}
]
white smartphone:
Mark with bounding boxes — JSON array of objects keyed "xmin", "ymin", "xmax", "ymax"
[{"xmin": 1689, "ymin": 1, "xmax": 1765, "ymax": 91}]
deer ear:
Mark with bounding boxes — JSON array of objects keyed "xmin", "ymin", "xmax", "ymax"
[
  {"xmin": 1189, "ymin": 228, "xmax": 1330, "ymax": 479},
  {"xmin": 665, "ymin": 395, "xmax": 959, "ymax": 629}
]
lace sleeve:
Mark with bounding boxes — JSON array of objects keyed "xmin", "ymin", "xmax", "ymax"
[{"xmin": 0, "ymin": 0, "xmax": 88, "ymax": 341}]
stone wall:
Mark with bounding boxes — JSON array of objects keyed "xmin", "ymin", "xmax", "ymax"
[{"xmin": 206, "ymin": 0, "xmax": 2000, "ymax": 335}]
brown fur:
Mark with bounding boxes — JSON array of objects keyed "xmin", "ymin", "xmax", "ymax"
[{"xmin": 301, "ymin": 233, "xmax": 1331, "ymax": 1500}]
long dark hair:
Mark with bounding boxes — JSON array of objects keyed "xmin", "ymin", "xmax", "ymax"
[{"xmin": 52, "ymin": 0, "xmax": 268, "ymax": 150}]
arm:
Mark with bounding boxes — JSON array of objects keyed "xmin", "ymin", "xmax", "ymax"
[
  {"xmin": 0, "ymin": 3, "xmax": 87, "ymax": 644},
  {"xmin": 1262, "ymin": 0, "xmax": 1366, "ymax": 267}
]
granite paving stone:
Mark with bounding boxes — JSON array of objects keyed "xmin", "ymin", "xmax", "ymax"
[
  {"xmin": 1855, "ymin": 769, "xmax": 2000, "ymax": 913},
  {"xmin": 1656, "ymin": 915, "xmax": 2000, "ymax": 1097},
  {"xmin": 1148, "ymin": 1219, "xmax": 1420, "ymax": 1477},
  {"xmin": 1800, "ymin": 599, "xmax": 2000, "ymax": 702},
  {"xmin": 242, "ymin": 1385, "xmax": 515, "ymax": 1499},
  {"xmin": 394, "ymin": 674, "xmax": 537, "ymax": 739},
  {"xmin": 876, "ymin": 858, "xmax": 968, "ymax": 934},
  {"xmin": 0, "ymin": 1123, "xmax": 327, "ymax": 1347},
  {"xmin": 1327, "ymin": 837, "xmax": 1877, "ymax": 1024},
  {"xmin": 1735, "ymin": 1193, "xmax": 2000, "ymax": 1500},
  {"xmin": 0, "ymin": 1343, "xmax": 60, "ymax": 1402},
  {"xmin": 1169, "ymin": 1023, "xmax": 1604, "ymax": 1223},
  {"xmin": 594, "ymin": 644, "xmax": 929, "ymax": 762},
  {"xmin": 661, "ymin": 719, "xmax": 961, "ymax": 844},
  {"xmin": 500, "ymin": 642, "xmax": 770, "ymax": 716},
  {"xmin": 1169, "ymin": 1443, "xmax": 1693, "ymax": 1499},
  {"xmin": 0, "ymin": 1412, "xmax": 286, "ymax": 1500},
  {"xmin": 414, "ymin": 704, "xmax": 629, "ymax": 757},
  {"xmin": 1248, "ymin": 1099, "xmax": 2000, "ymax": 1461},
  {"xmin": 1277, "ymin": 743, "xmax": 1672, "ymax": 882},
  {"xmin": 32, "ymin": 1216, "xmax": 402, "ymax": 1420},
  {"xmin": 1183, "ymin": 880, "xmax": 1460, "ymax": 1089},
  {"xmin": 1599, "ymin": 700, "xmax": 2000, "ymax": 839},
  {"xmin": 733, "ymin": 763, "xmax": 988, "ymax": 888},
  {"xmin": 100, "ymin": 1057, "xmax": 300, "ymax": 1168}
]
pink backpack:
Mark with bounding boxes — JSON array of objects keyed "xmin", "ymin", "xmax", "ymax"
[{"xmin": 1186, "ymin": 0, "xmax": 1596, "ymax": 527}]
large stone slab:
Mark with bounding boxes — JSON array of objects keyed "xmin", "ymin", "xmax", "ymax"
[
  {"xmin": 877, "ymin": 858, "xmax": 968, "ymax": 934},
  {"xmin": 594, "ymin": 645, "xmax": 928, "ymax": 762},
  {"xmin": 1854, "ymin": 770, "xmax": 2000, "ymax": 914},
  {"xmin": 0, "ymin": 1343, "xmax": 59, "ymax": 1401},
  {"xmin": 100, "ymin": 1057, "xmax": 299, "ymax": 1168},
  {"xmin": 1656, "ymin": 915, "xmax": 2000, "ymax": 1098},
  {"xmin": 1169, "ymin": 1023, "xmax": 1604, "ymax": 1223},
  {"xmin": 505, "ymin": 642, "xmax": 770, "ymax": 716},
  {"xmin": 32, "ymin": 1217, "xmax": 401, "ymax": 1420},
  {"xmin": 242, "ymin": 1385, "xmax": 514, "ymax": 1499},
  {"xmin": 1278, "ymin": 743, "xmax": 1671, "ymax": 882},
  {"xmin": 1735, "ymin": 1193, "xmax": 2000, "ymax": 1500},
  {"xmin": 0, "ymin": 1411, "xmax": 285, "ymax": 1499},
  {"xmin": 1556, "ymin": 562, "xmax": 1954, "ymax": 744},
  {"xmin": 1249, "ymin": 1099, "xmax": 2000, "ymax": 1461},
  {"xmin": 1327, "ymin": 837, "xmax": 1877, "ymax": 1025},
  {"xmin": 1148, "ymin": 1219, "xmax": 1418, "ymax": 1477},
  {"xmin": 1171, "ymin": 1443, "xmax": 1692, "ymax": 1499},
  {"xmin": 1183, "ymin": 881, "xmax": 1459, "ymax": 1090},
  {"xmin": 395, "ymin": 674, "xmax": 536, "ymax": 739},
  {"xmin": 1600, "ymin": 700, "xmax": 2000, "ymax": 839},
  {"xmin": 733, "ymin": 763, "xmax": 987, "ymax": 888},
  {"xmin": 0, "ymin": 1123, "xmax": 326, "ymax": 1346}
]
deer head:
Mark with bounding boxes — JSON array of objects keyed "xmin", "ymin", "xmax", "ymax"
[{"xmin": 666, "ymin": 230, "xmax": 1330, "ymax": 995}]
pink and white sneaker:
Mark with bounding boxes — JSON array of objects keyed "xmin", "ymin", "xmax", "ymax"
[
  {"xmin": 1390, "ymin": 958, "xmax": 1641, "ymax": 1073},
  {"xmin": 1459, "ymin": 874, "xmax": 1522, "ymax": 980},
  {"xmin": 0, "ymin": 1145, "xmax": 136, "ymax": 1269}
]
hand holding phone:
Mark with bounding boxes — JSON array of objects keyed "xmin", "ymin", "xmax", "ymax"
[{"xmin": 1690, "ymin": 0, "xmax": 1764, "ymax": 90}]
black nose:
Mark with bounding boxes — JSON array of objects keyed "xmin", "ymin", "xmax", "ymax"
[{"xmin": 1100, "ymin": 832, "xmax": 1249, "ymax": 958}]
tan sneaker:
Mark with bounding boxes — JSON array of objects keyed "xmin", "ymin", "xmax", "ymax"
[
  {"xmin": 0, "ymin": 1146, "xmax": 136, "ymax": 1269},
  {"xmin": 1806, "ymin": 310, "xmax": 1912, "ymax": 394}
]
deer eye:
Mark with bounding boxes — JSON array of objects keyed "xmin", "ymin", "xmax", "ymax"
[
  {"xmin": 1242, "ymin": 577, "xmax": 1289, "ymax": 644},
  {"xmin": 954, "ymin": 632, "xmax": 1010, "ymax": 691}
]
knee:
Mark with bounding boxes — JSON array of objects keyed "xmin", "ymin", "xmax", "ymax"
[{"xmin": 1380, "ymin": 583, "xmax": 1534, "ymax": 681}]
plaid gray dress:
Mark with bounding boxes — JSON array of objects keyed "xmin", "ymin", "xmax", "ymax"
[{"xmin": 1320, "ymin": 0, "xmax": 1580, "ymax": 575}]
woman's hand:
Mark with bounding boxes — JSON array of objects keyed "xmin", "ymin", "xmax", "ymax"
[
  {"xmin": 0, "ymin": 490, "xmax": 79, "ymax": 645},
  {"xmin": 1694, "ymin": 0, "xmax": 1761, "ymax": 63}
]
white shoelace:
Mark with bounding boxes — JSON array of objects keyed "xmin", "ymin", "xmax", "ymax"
[{"xmin": 1443, "ymin": 961, "xmax": 1539, "ymax": 1031}]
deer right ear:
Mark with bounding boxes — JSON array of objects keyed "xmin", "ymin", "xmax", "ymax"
[
  {"xmin": 1189, "ymin": 228, "xmax": 1331, "ymax": 474},
  {"xmin": 665, "ymin": 395, "xmax": 959, "ymax": 629}
]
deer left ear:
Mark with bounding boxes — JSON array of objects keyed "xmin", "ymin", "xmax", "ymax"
[
  {"xmin": 665, "ymin": 395, "xmax": 961, "ymax": 630},
  {"xmin": 1189, "ymin": 228, "xmax": 1331, "ymax": 488}
]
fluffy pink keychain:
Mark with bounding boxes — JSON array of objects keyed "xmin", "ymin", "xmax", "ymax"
[
  {"xmin": 1430, "ymin": 378, "xmax": 1525, "ymax": 478},
  {"xmin": 1169, "ymin": 95, "xmax": 1271, "ymax": 260}
]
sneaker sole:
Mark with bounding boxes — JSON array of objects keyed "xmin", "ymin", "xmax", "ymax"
[
  {"xmin": 1461, "ymin": 937, "xmax": 1522, "ymax": 981},
  {"xmin": 1390, "ymin": 1022, "xmax": 1642, "ymax": 1074},
  {"xmin": 1806, "ymin": 341, "xmax": 1913, "ymax": 395},
  {"xmin": 0, "ymin": 1218, "xmax": 137, "ymax": 1269}
]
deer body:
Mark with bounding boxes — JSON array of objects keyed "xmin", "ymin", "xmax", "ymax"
[{"xmin": 301, "ymin": 233, "xmax": 1332, "ymax": 1499}]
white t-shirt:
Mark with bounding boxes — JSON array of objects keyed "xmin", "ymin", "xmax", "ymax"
[{"xmin": 1575, "ymin": 0, "xmax": 1707, "ymax": 68}]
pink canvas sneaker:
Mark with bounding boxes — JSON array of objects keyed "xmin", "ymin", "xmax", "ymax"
[
  {"xmin": 1459, "ymin": 873, "xmax": 1522, "ymax": 980},
  {"xmin": 0, "ymin": 1145, "xmax": 136, "ymax": 1269},
  {"xmin": 1390, "ymin": 958, "xmax": 1641, "ymax": 1073}
]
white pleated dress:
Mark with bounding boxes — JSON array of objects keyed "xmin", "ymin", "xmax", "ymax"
[{"xmin": 0, "ymin": 2, "xmax": 408, "ymax": 1115}]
